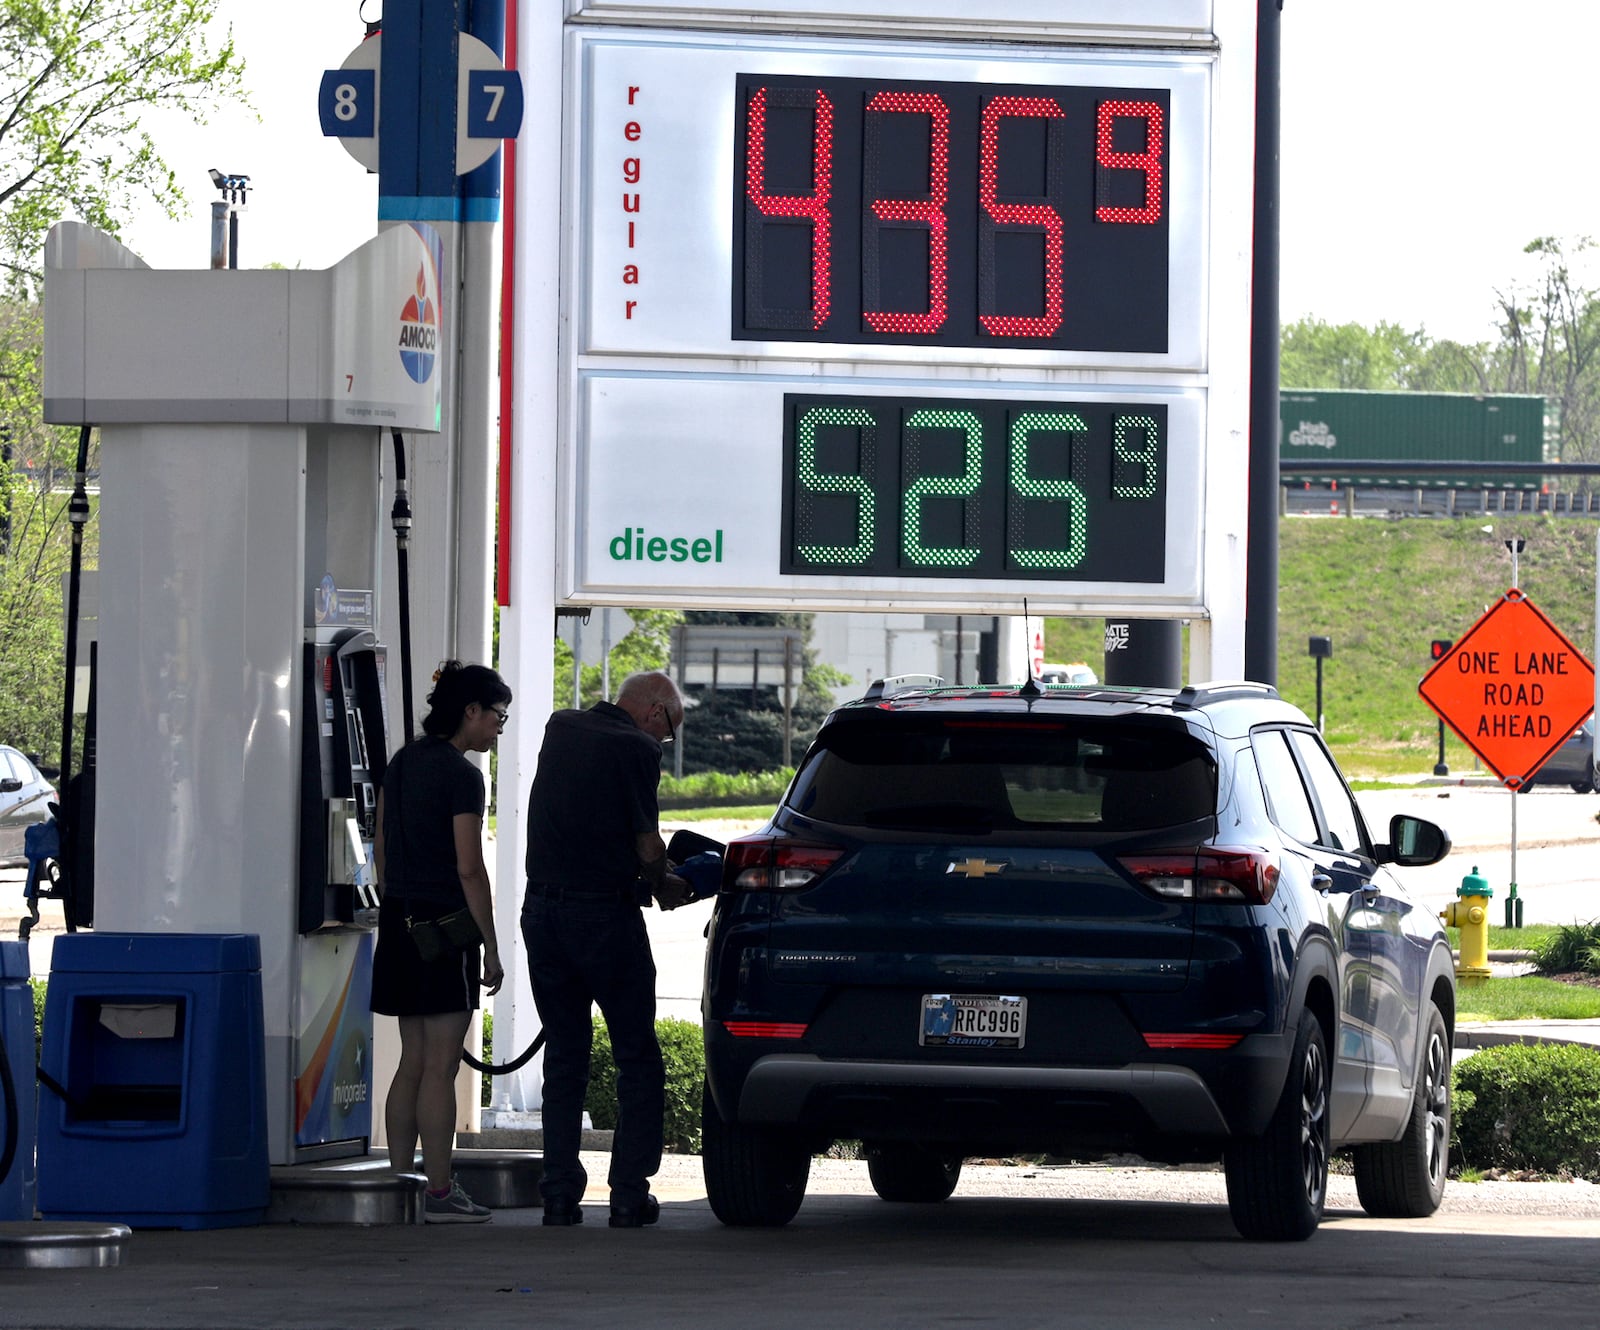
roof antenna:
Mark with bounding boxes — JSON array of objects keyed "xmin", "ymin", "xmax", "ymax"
[{"xmin": 1019, "ymin": 598, "xmax": 1041, "ymax": 697}]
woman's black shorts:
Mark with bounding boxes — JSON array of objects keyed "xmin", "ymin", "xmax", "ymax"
[{"xmin": 370, "ymin": 893, "xmax": 482, "ymax": 1017}]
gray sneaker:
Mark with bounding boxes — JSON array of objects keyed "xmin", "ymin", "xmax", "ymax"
[{"xmin": 424, "ymin": 1179, "xmax": 492, "ymax": 1224}]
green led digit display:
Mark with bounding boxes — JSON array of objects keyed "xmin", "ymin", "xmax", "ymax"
[
  {"xmin": 903, "ymin": 409, "xmax": 983, "ymax": 568},
  {"xmin": 782, "ymin": 394, "xmax": 1166, "ymax": 582},
  {"xmin": 794, "ymin": 405, "xmax": 878, "ymax": 564},
  {"xmin": 1113, "ymin": 414, "xmax": 1160, "ymax": 499},
  {"xmin": 1008, "ymin": 411, "xmax": 1088, "ymax": 569}
]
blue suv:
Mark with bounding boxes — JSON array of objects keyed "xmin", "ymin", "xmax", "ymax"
[{"xmin": 700, "ymin": 680, "xmax": 1455, "ymax": 1240}]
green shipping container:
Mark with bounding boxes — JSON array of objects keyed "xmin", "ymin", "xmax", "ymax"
[{"xmin": 1279, "ymin": 390, "xmax": 1549, "ymax": 489}]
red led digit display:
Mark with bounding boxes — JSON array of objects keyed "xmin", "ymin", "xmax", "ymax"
[
  {"xmin": 735, "ymin": 73, "xmax": 1169, "ymax": 353},
  {"xmin": 744, "ymin": 86, "xmax": 835, "ymax": 330},
  {"xmin": 979, "ymin": 95, "xmax": 1066, "ymax": 339},
  {"xmin": 1095, "ymin": 100, "xmax": 1164, "ymax": 224},
  {"xmin": 863, "ymin": 91, "xmax": 949, "ymax": 335}
]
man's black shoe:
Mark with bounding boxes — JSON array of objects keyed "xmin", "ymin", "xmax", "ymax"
[
  {"xmin": 542, "ymin": 1199, "xmax": 584, "ymax": 1227},
  {"xmin": 608, "ymin": 1194, "xmax": 660, "ymax": 1228}
]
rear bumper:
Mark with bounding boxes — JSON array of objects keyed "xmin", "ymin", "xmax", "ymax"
[
  {"xmin": 736, "ymin": 1053, "xmax": 1231, "ymax": 1134},
  {"xmin": 712, "ymin": 1025, "xmax": 1297, "ymax": 1151}
]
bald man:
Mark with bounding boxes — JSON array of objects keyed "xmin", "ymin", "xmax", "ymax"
[{"xmin": 521, "ymin": 670, "xmax": 690, "ymax": 1229}]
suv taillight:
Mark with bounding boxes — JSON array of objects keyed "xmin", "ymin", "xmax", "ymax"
[
  {"xmin": 724, "ymin": 835, "xmax": 845, "ymax": 892},
  {"xmin": 1117, "ymin": 847, "xmax": 1280, "ymax": 905}
]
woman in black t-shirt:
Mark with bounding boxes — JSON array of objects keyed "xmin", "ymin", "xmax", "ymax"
[{"xmin": 371, "ymin": 660, "xmax": 511, "ymax": 1223}]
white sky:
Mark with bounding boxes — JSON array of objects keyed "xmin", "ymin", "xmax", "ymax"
[
  {"xmin": 116, "ymin": 2, "xmax": 1600, "ymax": 348},
  {"xmin": 1279, "ymin": 0, "xmax": 1600, "ymax": 346}
]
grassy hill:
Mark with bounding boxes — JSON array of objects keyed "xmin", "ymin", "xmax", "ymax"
[{"xmin": 1044, "ymin": 514, "xmax": 1599, "ymax": 778}]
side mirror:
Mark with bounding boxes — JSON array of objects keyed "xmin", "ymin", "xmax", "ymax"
[
  {"xmin": 0, "ymin": 777, "xmax": 21, "ymax": 794},
  {"xmin": 1375, "ymin": 814, "xmax": 1451, "ymax": 868}
]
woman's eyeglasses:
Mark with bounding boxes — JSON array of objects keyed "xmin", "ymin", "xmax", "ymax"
[{"xmin": 489, "ymin": 706, "xmax": 510, "ymax": 728}]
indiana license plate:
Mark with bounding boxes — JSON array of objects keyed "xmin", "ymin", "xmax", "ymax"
[{"xmin": 920, "ymin": 994, "xmax": 1027, "ymax": 1048}]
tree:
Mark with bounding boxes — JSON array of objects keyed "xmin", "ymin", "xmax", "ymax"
[
  {"xmin": 1, "ymin": 0, "xmax": 248, "ymax": 295},
  {"xmin": 0, "ymin": 300, "xmax": 87, "ymax": 762},
  {"xmin": 1280, "ymin": 318, "xmax": 1431, "ymax": 390},
  {"xmin": 1492, "ymin": 236, "xmax": 1600, "ymax": 464},
  {"xmin": 0, "ymin": 0, "xmax": 246, "ymax": 762},
  {"xmin": 1280, "ymin": 317, "xmax": 1504, "ymax": 395},
  {"xmin": 551, "ymin": 609, "xmax": 683, "ymax": 711}
]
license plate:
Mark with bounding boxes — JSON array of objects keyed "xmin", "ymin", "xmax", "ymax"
[{"xmin": 920, "ymin": 994, "xmax": 1027, "ymax": 1048}]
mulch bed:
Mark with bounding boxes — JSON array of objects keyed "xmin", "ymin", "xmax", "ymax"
[{"xmin": 1546, "ymin": 970, "xmax": 1600, "ymax": 989}]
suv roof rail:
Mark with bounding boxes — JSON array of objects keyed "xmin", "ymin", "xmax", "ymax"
[
  {"xmin": 1173, "ymin": 681, "xmax": 1281, "ymax": 709},
  {"xmin": 862, "ymin": 673, "xmax": 945, "ymax": 701}
]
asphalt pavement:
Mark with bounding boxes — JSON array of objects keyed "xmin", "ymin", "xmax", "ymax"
[{"xmin": 3, "ymin": 1153, "xmax": 1600, "ymax": 1330}]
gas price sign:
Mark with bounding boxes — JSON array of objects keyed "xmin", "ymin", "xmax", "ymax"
[{"xmin": 551, "ymin": 20, "xmax": 1249, "ymax": 617}]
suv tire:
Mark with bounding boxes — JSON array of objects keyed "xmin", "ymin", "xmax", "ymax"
[
  {"xmin": 1224, "ymin": 1008, "xmax": 1329, "ymax": 1241},
  {"xmin": 701, "ymin": 1081, "xmax": 810, "ymax": 1227},
  {"xmin": 1352, "ymin": 1003, "xmax": 1450, "ymax": 1218},
  {"xmin": 865, "ymin": 1143, "xmax": 963, "ymax": 1202}
]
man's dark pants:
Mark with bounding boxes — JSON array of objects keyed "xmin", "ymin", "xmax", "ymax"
[{"xmin": 521, "ymin": 889, "xmax": 665, "ymax": 1210}]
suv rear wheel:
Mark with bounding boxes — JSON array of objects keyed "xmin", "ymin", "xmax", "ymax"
[
  {"xmin": 701, "ymin": 1081, "xmax": 810, "ymax": 1227},
  {"xmin": 1352, "ymin": 1003, "xmax": 1450, "ymax": 1217},
  {"xmin": 1223, "ymin": 1009, "xmax": 1329, "ymax": 1241},
  {"xmin": 864, "ymin": 1143, "xmax": 963, "ymax": 1202}
]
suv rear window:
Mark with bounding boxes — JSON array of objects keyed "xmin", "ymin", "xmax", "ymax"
[{"xmin": 786, "ymin": 717, "xmax": 1215, "ymax": 833}]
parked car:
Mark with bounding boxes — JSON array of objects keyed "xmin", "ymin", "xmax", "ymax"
[
  {"xmin": 1520, "ymin": 720, "xmax": 1596, "ymax": 793},
  {"xmin": 701, "ymin": 679, "xmax": 1455, "ymax": 1241},
  {"xmin": 0, "ymin": 746, "xmax": 57, "ymax": 868},
  {"xmin": 1038, "ymin": 661, "xmax": 1098, "ymax": 686}
]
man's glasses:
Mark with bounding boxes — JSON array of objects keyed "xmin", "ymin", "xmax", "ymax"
[{"xmin": 658, "ymin": 702, "xmax": 678, "ymax": 746}]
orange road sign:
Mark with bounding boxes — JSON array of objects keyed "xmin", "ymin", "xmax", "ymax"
[{"xmin": 1418, "ymin": 589, "xmax": 1595, "ymax": 788}]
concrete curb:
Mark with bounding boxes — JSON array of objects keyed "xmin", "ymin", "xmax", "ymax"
[
  {"xmin": 1455, "ymin": 1022, "xmax": 1600, "ymax": 1051},
  {"xmin": 459, "ymin": 1127, "xmax": 615, "ymax": 1152}
]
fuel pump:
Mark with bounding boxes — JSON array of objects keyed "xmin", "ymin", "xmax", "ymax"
[{"xmin": 41, "ymin": 219, "xmax": 445, "ymax": 1168}]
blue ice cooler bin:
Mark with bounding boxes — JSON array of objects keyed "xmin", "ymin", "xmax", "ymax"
[
  {"xmin": 36, "ymin": 933, "xmax": 269, "ymax": 1229},
  {"xmin": 0, "ymin": 940, "xmax": 38, "ymax": 1221}
]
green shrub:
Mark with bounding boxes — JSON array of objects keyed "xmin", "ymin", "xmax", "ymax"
[
  {"xmin": 1453, "ymin": 1043, "xmax": 1600, "ymax": 1179},
  {"xmin": 1531, "ymin": 921, "xmax": 1600, "ymax": 976},
  {"xmin": 658, "ymin": 768, "xmax": 791, "ymax": 808},
  {"xmin": 1449, "ymin": 1083, "xmax": 1475, "ymax": 1160},
  {"xmin": 31, "ymin": 980, "xmax": 43, "ymax": 1061},
  {"xmin": 480, "ymin": 1011, "xmax": 493, "ymax": 1108},
  {"xmin": 585, "ymin": 1015, "xmax": 705, "ymax": 1154}
]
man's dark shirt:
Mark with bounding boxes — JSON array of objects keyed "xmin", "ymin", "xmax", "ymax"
[{"xmin": 524, "ymin": 701, "xmax": 661, "ymax": 891}]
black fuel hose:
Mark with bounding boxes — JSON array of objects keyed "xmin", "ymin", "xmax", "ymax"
[
  {"xmin": 462, "ymin": 1027, "xmax": 544, "ymax": 1075},
  {"xmin": 390, "ymin": 428, "xmax": 415, "ymax": 742},
  {"xmin": 53, "ymin": 423, "xmax": 94, "ymax": 930}
]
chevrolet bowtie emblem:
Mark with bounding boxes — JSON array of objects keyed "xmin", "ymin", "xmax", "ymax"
[{"xmin": 947, "ymin": 858, "xmax": 1006, "ymax": 878}]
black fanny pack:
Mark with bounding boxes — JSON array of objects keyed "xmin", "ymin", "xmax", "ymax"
[{"xmin": 406, "ymin": 906, "xmax": 482, "ymax": 962}]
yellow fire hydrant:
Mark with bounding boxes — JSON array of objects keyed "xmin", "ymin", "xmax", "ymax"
[{"xmin": 1440, "ymin": 865, "xmax": 1493, "ymax": 987}]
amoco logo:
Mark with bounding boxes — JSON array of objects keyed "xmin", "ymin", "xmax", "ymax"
[{"xmin": 398, "ymin": 264, "xmax": 438, "ymax": 384}]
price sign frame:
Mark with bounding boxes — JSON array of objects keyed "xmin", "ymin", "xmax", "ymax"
[{"xmin": 544, "ymin": 16, "xmax": 1256, "ymax": 620}]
